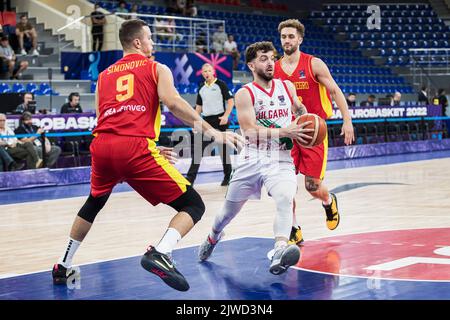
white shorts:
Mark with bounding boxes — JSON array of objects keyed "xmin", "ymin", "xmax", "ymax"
[{"xmin": 225, "ymin": 158, "xmax": 297, "ymax": 202}]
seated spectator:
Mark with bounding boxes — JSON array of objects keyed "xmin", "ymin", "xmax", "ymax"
[
  {"xmin": 184, "ymin": 0, "xmax": 197, "ymax": 17},
  {"xmin": 0, "ymin": 112, "xmax": 42, "ymax": 169},
  {"xmin": 0, "ymin": 142, "xmax": 25, "ymax": 171},
  {"xmin": 212, "ymin": 25, "xmax": 227, "ymax": 53},
  {"xmin": 393, "ymin": 91, "xmax": 401, "ymax": 106},
  {"xmin": 360, "ymin": 94, "xmax": 376, "ymax": 107},
  {"xmin": 438, "ymin": 88, "xmax": 448, "ymax": 116},
  {"xmin": 346, "ymin": 92, "xmax": 356, "ymax": 107},
  {"xmin": 60, "ymin": 92, "xmax": 83, "ymax": 113},
  {"xmin": 116, "ymin": 1, "xmax": 129, "ymax": 19},
  {"xmin": 166, "ymin": 0, "xmax": 184, "ymax": 15},
  {"xmin": 16, "ymin": 14, "xmax": 40, "ymax": 56},
  {"xmin": 223, "ymin": 35, "xmax": 240, "ymax": 70},
  {"xmin": 14, "ymin": 92, "xmax": 36, "ymax": 114},
  {"xmin": 166, "ymin": 18, "xmax": 183, "ymax": 41},
  {"xmin": 418, "ymin": 85, "xmax": 429, "ymax": 105},
  {"xmin": 0, "ymin": 36, "xmax": 28, "ymax": 80},
  {"xmin": 14, "ymin": 112, "xmax": 61, "ymax": 168},
  {"xmin": 195, "ymin": 31, "xmax": 207, "ymax": 53},
  {"xmin": 129, "ymin": 4, "xmax": 139, "ymax": 20}
]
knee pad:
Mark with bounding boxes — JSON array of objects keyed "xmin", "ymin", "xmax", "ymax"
[
  {"xmin": 168, "ymin": 186, "xmax": 205, "ymax": 224},
  {"xmin": 77, "ymin": 193, "xmax": 110, "ymax": 223}
]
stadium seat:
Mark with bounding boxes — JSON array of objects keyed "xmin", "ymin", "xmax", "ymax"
[
  {"xmin": 0, "ymin": 83, "xmax": 11, "ymax": 93},
  {"xmin": 12, "ymin": 83, "xmax": 26, "ymax": 93}
]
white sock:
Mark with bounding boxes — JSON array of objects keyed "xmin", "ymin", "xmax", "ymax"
[
  {"xmin": 322, "ymin": 193, "xmax": 332, "ymax": 206},
  {"xmin": 58, "ymin": 237, "xmax": 81, "ymax": 268},
  {"xmin": 155, "ymin": 228, "xmax": 182, "ymax": 255}
]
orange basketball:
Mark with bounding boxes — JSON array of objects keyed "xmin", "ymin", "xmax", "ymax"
[{"xmin": 294, "ymin": 113, "xmax": 327, "ymax": 148}]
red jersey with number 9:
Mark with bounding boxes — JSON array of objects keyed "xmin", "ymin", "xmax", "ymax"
[
  {"xmin": 93, "ymin": 53, "xmax": 161, "ymax": 140},
  {"xmin": 274, "ymin": 52, "xmax": 333, "ymax": 120}
]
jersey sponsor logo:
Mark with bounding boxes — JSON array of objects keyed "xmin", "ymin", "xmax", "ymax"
[
  {"xmin": 104, "ymin": 105, "xmax": 147, "ymax": 118},
  {"xmin": 294, "ymin": 81, "xmax": 309, "ymax": 90},
  {"xmin": 106, "ymin": 59, "xmax": 148, "ymax": 75},
  {"xmin": 278, "ymin": 95, "xmax": 287, "ymax": 106},
  {"xmin": 299, "ymin": 70, "xmax": 306, "ymax": 79}
]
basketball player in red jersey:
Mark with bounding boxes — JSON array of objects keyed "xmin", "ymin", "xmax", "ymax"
[
  {"xmin": 52, "ymin": 19, "xmax": 243, "ymax": 291},
  {"xmin": 274, "ymin": 19, "xmax": 354, "ymax": 244}
]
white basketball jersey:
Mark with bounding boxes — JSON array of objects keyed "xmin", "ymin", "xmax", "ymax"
[{"xmin": 241, "ymin": 79, "xmax": 294, "ymax": 162}]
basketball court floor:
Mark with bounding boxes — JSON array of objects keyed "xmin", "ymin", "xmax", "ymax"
[{"xmin": 1, "ymin": 150, "xmax": 450, "ymax": 300}]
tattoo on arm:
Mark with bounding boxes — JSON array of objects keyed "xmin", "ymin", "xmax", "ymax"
[{"xmin": 294, "ymin": 107, "xmax": 306, "ymax": 117}]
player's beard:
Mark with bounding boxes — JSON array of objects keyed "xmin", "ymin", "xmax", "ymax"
[
  {"xmin": 283, "ymin": 45, "xmax": 297, "ymax": 56},
  {"xmin": 256, "ymin": 68, "xmax": 273, "ymax": 82}
]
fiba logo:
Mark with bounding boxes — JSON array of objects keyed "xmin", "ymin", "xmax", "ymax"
[
  {"xmin": 65, "ymin": 5, "xmax": 82, "ymax": 30},
  {"xmin": 173, "ymin": 54, "xmax": 193, "ymax": 85},
  {"xmin": 366, "ymin": 5, "xmax": 381, "ymax": 30}
]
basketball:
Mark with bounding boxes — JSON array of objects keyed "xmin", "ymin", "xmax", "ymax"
[{"xmin": 294, "ymin": 113, "xmax": 327, "ymax": 148}]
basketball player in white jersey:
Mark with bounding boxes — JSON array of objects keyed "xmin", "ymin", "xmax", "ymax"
[{"xmin": 198, "ymin": 41, "xmax": 312, "ymax": 274}]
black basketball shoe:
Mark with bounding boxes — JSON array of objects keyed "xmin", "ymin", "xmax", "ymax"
[{"xmin": 141, "ymin": 246, "xmax": 189, "ymax": 292}]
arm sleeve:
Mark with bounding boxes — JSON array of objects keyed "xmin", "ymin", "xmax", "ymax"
[
  {"xmin": 196, "ymin": 84, "xmax": 203, "ymax": 105},
  {"xmin": 218, "ymin": 80, "xmax": 233, "ymax": 100}
]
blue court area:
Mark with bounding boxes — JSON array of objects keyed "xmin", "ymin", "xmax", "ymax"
[
  {"xmin": 2, "ymin": 150, "xmax": 450, "ymax": 205},
  {"xmin": 1, "ymin": 237, "xmax": 449, "ymax": 300}
]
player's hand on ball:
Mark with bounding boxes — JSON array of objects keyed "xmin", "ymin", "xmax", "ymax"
[
  {"xmin": 157, "ymin": 146, "xmax": 177, "ymax": 164},
  {"xmin": 341, "ymin": 121, "xmax": 355, "ymax": 145},
  {"xmin": 285, "ymin": 117, "xmax": 314, "ymax": 144}
]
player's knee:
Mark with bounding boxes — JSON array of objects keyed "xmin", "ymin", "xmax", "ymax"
[
  {"xmin": 168, "ymin": 186, "xmax": 205, "ymax": 224},
  {"xmin": 77, "ymin": 193, "xmax": 110, "ymax": 223}
]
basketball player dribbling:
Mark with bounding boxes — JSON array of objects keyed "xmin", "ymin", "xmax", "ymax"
[
  {"xmin": 274, "ymin": 19, "xmax": 355, "ymax": 244},
  {"xmin": 198, "ymin": 41, "xmax": 314, "ymax": 275},
  {"xmin": 52, "ymin": 19, "xmax": 243, "ymax": 292}
]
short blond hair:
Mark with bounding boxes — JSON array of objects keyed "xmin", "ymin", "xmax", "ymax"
[{"xmin": 278, "ymin": 19, "xmax": 305, "ymax": 38}]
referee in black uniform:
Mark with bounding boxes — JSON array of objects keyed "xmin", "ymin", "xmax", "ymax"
[{"xmin": 186, "ymin": 63, "xmax": 234, "ymax": 186}]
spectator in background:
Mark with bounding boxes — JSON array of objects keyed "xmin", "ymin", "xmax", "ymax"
[
  {"xmin": 16, "ymin": 14, "xmax": 39, "ymax": 56},
  {"xmin": 360, "ymin": 94, "xmax": 376, "ymax": 107},
  {"xmin": 185, "ymin": 0, "xmax": 197, "ymax": 17},
  {"xmin": 14, "ymin": 112, "xmax": 61, "ymax": 168},
  {"xmin": 91, "ymin": 3, "xmax": 106, "ymax": 52},
  {"xmin": 14, "ymin": 92, "xmax": 36, "ymax": 114},
  {"xmin": 0, "ymin": 0, "xmax": 11, "ymax": 12},
  {"xmin": 129, "ymin": 4, "xmax": 139, "ymax": 20},
  {"xmin": 60, "ymin": 92, "xmax": 83, "ymax": 114},
  {"xmin": 0, "ymin": 36, "xmax": 28, "ymax": 79},
  {"xmin": 195, "ymin": 31, "xmax": 207, "ymax": 53},
  {"xmin": 116, "ymin": 1, "xmax": 129, "ymax": 18},
  {"xmin": 346, "ymin": 92, "xmax": 356, "ymax": 107},
  {"xmin": 438, "ymin": 88, "xmax": 448, "ymax": 116},
  {"xmin": 166, "ymin": 18, "xmax": 183, "ymax": 41},
  {"xmin": 166, "ymin": 0, "xmax": 184, "ymax": 15},
  {"xmin": 0, "ymin": 113, "xmax": 42, "ymax": 169},
  {"xmin": 418, "ymin": 85, "xmax": 429, "ymax": 105},
  {"xmin": 223, "ymin": 35, "xmax": 240, "ymax": 70},
  {"xmin": 0, "ymin": 144, "xmax": 24, "ymax": 171},
  {"xmin": 212, "ymin": 25, "xmax": 227, "ymax": 53},
  {"xmin": 393, "ymin": 91, "xmax": 401, "ymax": 106}
]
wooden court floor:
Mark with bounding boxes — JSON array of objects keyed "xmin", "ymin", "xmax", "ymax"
[{"xmin": 1, "ymin": 157, "xmax": 450, "ymax": 276}]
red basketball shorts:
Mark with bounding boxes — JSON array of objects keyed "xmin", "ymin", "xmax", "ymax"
[
  {"xmin": 291, "ymin": 133, "xmax": 328, "ymax": 180},
  {"xmin": 90, "ymin": 133, "xmax": 190, "ymax": 205}
]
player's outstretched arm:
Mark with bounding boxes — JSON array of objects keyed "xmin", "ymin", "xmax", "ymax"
[
  {"xmin": 312, "ymin": 57, "xmax": 354, "ymax": 145},
  {"xmin": 156, "ymin": 64, "xmax": 243, "ymax": 150},
  {"xmin": 235, "ymin": 88, "xmax": 313, "ymax": 142}
]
